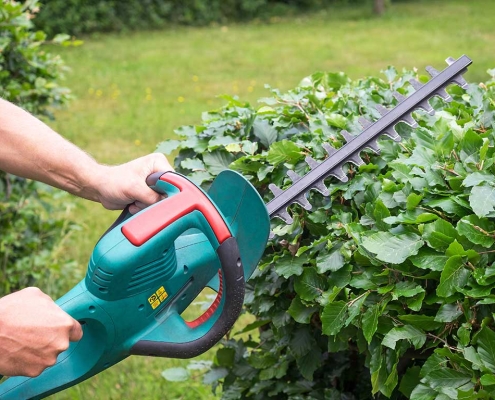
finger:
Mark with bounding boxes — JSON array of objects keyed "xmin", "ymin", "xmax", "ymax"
[
  {"xmin": 69, "ymin": 319, "xmax": 83, "ymax": 342},
  {"xmin": 150, "ymin": 153, "xmax": 174, "ymax": 172}
]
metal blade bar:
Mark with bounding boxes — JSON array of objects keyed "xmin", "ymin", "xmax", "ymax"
[{"xmin": 266, "ymin": 55, "xmax": 472, "ymax": 219}]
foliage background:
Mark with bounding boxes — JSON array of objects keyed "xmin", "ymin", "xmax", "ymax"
[
  {"xmin": 34, "ymin": 0, "xmax": 373, "ymax": 36},
  {"xmin": 0, "ymin": 0, "xmax": 79, "ymax": 298},
  {"xmin": 161, "ymin": 65, "xmax": 495, "ymax": 398}
]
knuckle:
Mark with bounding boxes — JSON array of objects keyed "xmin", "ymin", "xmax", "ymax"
[{"xmin": 26, "ymin": 365, "xmax": 45, "ymax": 378}]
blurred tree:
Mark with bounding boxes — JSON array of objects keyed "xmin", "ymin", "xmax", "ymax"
[{"xmin": 373, "ymin": 0, "xmax": 385, "ymax": 15}]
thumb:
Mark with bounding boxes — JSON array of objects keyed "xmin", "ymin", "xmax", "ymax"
[{"xmin": 69, "ymin": 319, "xmax": 84, "ymax": 342}]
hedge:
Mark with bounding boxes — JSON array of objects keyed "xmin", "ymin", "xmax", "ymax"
[{"xmin": 159, "ymin": 65, "xmax": 495, "ymax": 398}]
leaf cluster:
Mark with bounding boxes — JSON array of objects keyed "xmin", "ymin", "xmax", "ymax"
[
  {"xmin": 159, "ymin": 66, "xmax": 495, "ymax": 398},
  {"xmin": 0, "ymin": 2, "xmax": 80, "ymax": 298},
  {"xmin": 0, "ymin": 0, "xmax": 79, "ymax": 118}
]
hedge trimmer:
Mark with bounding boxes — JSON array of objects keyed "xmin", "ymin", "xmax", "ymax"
[{"xmin": 0, "ymin": 55, "xmax": 471, "ymax": 399}]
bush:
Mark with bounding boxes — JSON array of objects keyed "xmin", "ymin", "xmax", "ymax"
[
  {"xmin": 0, "ymin": 0, "xmax": 79, "ymax": 297},
  {"xmin": 34, "ymin": 0, "xmax": 368, "ymax": 36},
  {"xmin": 159, "ymin": 65, "xmax": 495, "ymax": 398}
]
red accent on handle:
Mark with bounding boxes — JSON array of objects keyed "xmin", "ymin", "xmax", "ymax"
[
  {"xmin": 121, "ymin": 173, "xmax": 231, "ymax": 246},
  {"xmin": 185, "ymin": 270, "xmax": 223, "ymax": 329}
]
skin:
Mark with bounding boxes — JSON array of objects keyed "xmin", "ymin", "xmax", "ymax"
[{"xmin": 0, "ymin": 98, "xmax": 174, "ymax": 377}]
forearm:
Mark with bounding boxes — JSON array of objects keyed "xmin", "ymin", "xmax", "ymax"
[{"xmin": 0, "ymin": 98, "xmax": 103, "ymax": 201}]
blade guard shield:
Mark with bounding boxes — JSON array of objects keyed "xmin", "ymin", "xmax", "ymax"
[{"xmin": 0, "ymin": 170, "xmax": 270, "ymax": 400}]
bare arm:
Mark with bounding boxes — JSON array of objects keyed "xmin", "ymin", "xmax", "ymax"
[
  {"xmin": 0, "ymin": 99, "xmax": 174, "ymax": 377},
  {"xmin": 0, "ymin": 98, "xmax": 173, "ymax": 213}
]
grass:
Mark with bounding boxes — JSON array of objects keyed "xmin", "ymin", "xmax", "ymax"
[{"xmin": 37, "ymin": 0, "xmax": 495, "ymax": 398}]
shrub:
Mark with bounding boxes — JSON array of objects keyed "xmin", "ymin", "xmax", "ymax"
[
  {"xmin": 159, "ymin": 65, "xmax": 495, "ymax": 398},
  {"xmin": 0, "ymin": 0, "xmax": 79, "ymax": 297},
  {"xmin": 34, "ymin": 0, "xmax": 368, "ymax": 36}
]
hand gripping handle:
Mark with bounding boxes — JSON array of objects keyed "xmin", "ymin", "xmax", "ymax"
[{"xmin": 127, "ymin": 172, "xmax": 245, "ymax": 358}]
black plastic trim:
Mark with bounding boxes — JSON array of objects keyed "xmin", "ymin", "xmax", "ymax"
[{"xmin": 130, "ymin": 237, "xmax": 244, "ymax": 358}]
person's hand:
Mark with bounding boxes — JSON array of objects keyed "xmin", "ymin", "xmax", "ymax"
[
  {"xmin": 92, "ymin": 153, "xmax": 174, "ymax": 214},
  {"xmin": 0, "ymin": 287, "xmax": 83, "ymax": 377}
]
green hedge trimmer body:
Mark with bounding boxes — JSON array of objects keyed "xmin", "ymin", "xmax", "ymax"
[{"xmin": 0, "ymin": 55, "xmax": 471, "ymax": 399}]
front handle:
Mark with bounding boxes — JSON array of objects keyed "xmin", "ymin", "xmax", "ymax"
[
  {"xmin": 130, "ymin": 236, "xmax": 244, "ymax": 358},
  {"xmin": 126, "ymin": 172, "xmax": 245, "ymax": 357}
]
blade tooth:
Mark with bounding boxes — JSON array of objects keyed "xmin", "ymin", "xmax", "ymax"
[
  {"xmin": 327, "ymin": 166, "xmax": 348, "ymax": 182},
  {"xmin": 287, "ymin": 170, "xmax": 301, "ymax": 183},
  {"xmin": 341, "ymin": 129, "xmax": 355, "ymax": 142},
  {"xmin": 274, "ymin": 209, "xmax": 293, "ymax": 224},
  {"xmin": 305, "ymin": 155, "xmax": 320, "ymax": 170},
  {"xmin": 375, "ymin": 104, "xmax": 389, "ymax": 116},
  {"xmin": 365, "ymin": 139, "xmax": 380, "ymax": 154},
  {"xmin": 349, "ymin": 155, "xmax": 365, "ymax": 166},
  {"xmin": 446, "ymin": 56, "xmax": 456, "ymax": 65},
  {"xmin": 269, "ymin": 183, "xmax": 284, "ymax": 197},
  {"xmin": 409, "ymin": 79, "xmax": 423, "ymax": 91},
  {"xmin": 425, "ymin": 66, "xmax": 439, "ymax": 78},
  {"xmin": 311, "ymin": 180, "xmax": 329, "ymax": 196},
  {"xmin": 433, "ymin": 87, "xmax": 452, "ymax": 102},
  {"xmin": 393, "ymin": 91, "xmax": 406, "ymax": 103},
  {"xmin": 451, "ymin": 74, "xmax": 468, "ymax": 89},
  {"xmin": 383, "ymin": 128, "xmax": 402, "ymax": 142},
  {"xmin": 358, "ymin": 117, "xmax": 372, "ymax": 129},
  {"xmin": 400, "ymin": 113, "xmax": 418, "ymax": 128},
  {"xmin": 322, "ymin": 142, "xmax": 337, "ymax": 157},
  {"xmin": 418, "ymin": 99, "xmax": 435, "ymax": 115},
  {"xmin": 294, "ymin": 194, "xmax": 312, "ymax": 210}
]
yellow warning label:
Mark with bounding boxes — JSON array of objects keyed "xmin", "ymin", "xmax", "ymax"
[{"xmin": 148, "ymin": 286, "xmax": 168, "ymax": 310}]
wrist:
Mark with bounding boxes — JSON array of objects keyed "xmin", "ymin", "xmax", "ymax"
[{"xmin": 69, "ymin": 162, "xmax": 110, "ymax": 203}]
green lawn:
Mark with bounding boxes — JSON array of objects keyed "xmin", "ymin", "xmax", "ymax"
[{"xmin": 42, "ymin": 0, "xmax": 495, "ymax": 398}]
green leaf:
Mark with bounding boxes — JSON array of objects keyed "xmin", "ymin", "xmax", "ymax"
[
  {"xmin": 289, "ymin": 326, "xmax": 315, "ymax": 358},
  {"xmin": 326, "ymin": 113, "xmax": 347, "ymax": 129},
  {"xmin": 273, "ymin": 253, "xmax": 307, "ymax": 278},
  {"xmin": 398, "ymin": 315, "xmax": 443, "ymax": 331},
  {"xmin": 410, "ymin": 248, "xmax": 448, "ymax": 271},
  {"xmin": 235, "ymin": 319, "xmax": 270, "ymax": 335},
  {"xmin": 156, "ymin": 139, "xmax": 181, "ymax": 154},
  {"xmin": 399, "ymin": 366, "xmax": 421, "ymax": 398},
  {"xmin": 203, "ymin": 150, "xmax": 234, "ymax": 174},
  {"xmin": 321, "ymin": 301, "xmax": 348, "ymax": 336},
  {"xmin": 407, "ymin": 193, "xmax": 423, "ymax": 210},
  {"xmin": 216, "ymin": 347, "xmax": 235, "ymax": 367},
  {"xmin": 316, "ymin": 249, "xmax": 345, "ymax": 273},
  {"xmin": 434, "ymin": 303, "xmax": 463, "ymax": 322},
  {"xmin": 463, "ymin": 172, "xmax": 495, "ymax": 187},
  {"xmin": 203, "ymin": 367, "xmax": 229, "ymax": 384},
  {"xmin": 266, "ymin": 140, "xmax": 303, "ymax": 166},
  {"xmin": 294, "ymin": 267, "xmax": 327, "ymax": 301},
  {"xmin": 296, "ymin": 347, "xmax": 321, "ymax": 381},
  {"xmin": 362, "ymin": 303, "xmax": 380, "ymax": 343},
  {"xmin": 422, "ymin": 367, "xmax": 471, "ymax": 391},
  {"xmin": 480, "ymin": 374, "xmax": 495, "ymax": 386},
  {"xmin": 423, "ymin": 219, "xmax": 457, "ymax": 251},
  {"xmin": 361, "ymin": 232, "xmax": 424, "ymax": 264},
  {"xmin": 161, "ymin": 367, "xmax": 190, "ymax": 382},
  {"xmin": 382, "ymin": 325, "xmax": 426, "ymax": 350},
  {"xmin": 456, "ymin": 214, "xmax": 495, "ymax": 248},
  {"xmin": 469, "ymin": 184, "xmax": 495, "ymax": 217},
  {"xmin": 181, "ymin": 158, "xmax": 205, "ymax": 170},
  {"xmin": 392, "ymin": 281, "xmax": 425, "ymax": 300},
  {"xmin": 477, "ymin": 327, "xmax": 495, "ymax": 372},
  {"xmin": 410, "ymin": 384, "xmax": 437, "ymax": 400},
  {"xmin": 252, "ymin": 119, "xmax": 277, "ymax": 148},
  {"xmin": 288, "ymin": 296, "xmax": 318, "ymax": 324},
  {"xmin": 437, "ymin": 255, "xmax": 470, "ymax": 297}
]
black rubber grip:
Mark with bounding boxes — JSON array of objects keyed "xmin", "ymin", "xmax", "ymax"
[{"xmin": 130, "ymin": 237, "xmax": 245, "ymax": 358}]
